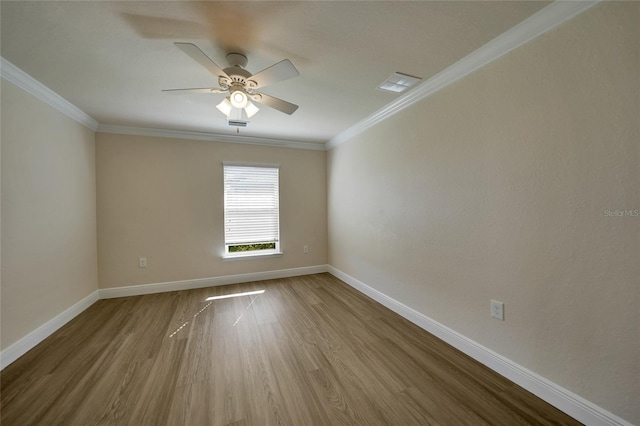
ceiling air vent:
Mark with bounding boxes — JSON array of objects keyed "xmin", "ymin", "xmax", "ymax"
[
  {"xmin": 228, "ymin": 120, "xmax": 248, "ymax": 127},
  {"xmin": 377, "ymin": 72, "xmax": 422, "ymax": 93}
]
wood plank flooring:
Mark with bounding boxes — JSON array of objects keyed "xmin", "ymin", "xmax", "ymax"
[{"xmin": 1, "ymin": 273, "xmax": 581, "ymax": 425}]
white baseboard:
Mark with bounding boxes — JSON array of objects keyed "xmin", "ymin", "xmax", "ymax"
[
  {"xmin": 99, "ymin": 265, "xmax": 329, "ymax": 299},
  {"xmin": 1, "ymin": 265, "xmax": 329, "ymax": 371},
  {"xmin": 0, "ymin": 290, "xmax": 100, "ymax": 370},
  {"xmin": 326, "ymin": 265, "xmax": 633, "ymax": 426},
  {"xmin": 3, "ymin": 265, "xmax": 630, "ymax": 425}
]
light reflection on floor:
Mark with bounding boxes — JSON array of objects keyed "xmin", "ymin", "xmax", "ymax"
[
  {"xmin": 205, "ymin": 289, "xmax": 265, "ymax": 301},
  {"xmin": 169, "ymin": 289, "xmax": 265, "ymax": 337},
  {"xmin": 233, "ymin": 295, "xmax": 260, "ymax": 327}
]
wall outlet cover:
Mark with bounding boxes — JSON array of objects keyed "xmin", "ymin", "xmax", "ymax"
[{"xmin": 491, "ymin": 299, "xmax": 504, "ymax": 320}]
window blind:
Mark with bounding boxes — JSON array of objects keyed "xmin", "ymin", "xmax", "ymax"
[{"xmin": 223, "ymin": 164, "xmax": 279, "ymax": 247}]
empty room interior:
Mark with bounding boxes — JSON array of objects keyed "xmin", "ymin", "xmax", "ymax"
[{"xmin": 1, "ymin": 1, "xmax": 638, "ymax": 425}]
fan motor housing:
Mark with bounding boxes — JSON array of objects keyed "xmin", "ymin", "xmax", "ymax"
[{"xmin": 224, "ymin": 66, "xmax": 251, "ymax": 80}]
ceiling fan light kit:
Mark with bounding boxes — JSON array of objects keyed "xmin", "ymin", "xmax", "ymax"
[
  {"xmin": 244, "ymin": 101, "xmax": 260, "ymax": 118},
  {"xmin": 216, "ymin": 97, "xmax": 260, "ymax": 126},
  {"xmin": 163, "ymin": 43, "xmax": 300, "ymax": 127},
  {"xmin": 216, "ymin": 98, "xmax": 233, "ymax": 116},
  {"xmin": 226, "ymin": 108, "xmax": 248, "ymax": 128},
  {"xmin": 229, "ymin": 89, "xmax": 248, "ymax": 108}
]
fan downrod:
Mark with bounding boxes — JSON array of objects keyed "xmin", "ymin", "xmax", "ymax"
[{"xmin": 226, "ymin": 53, "xmax": 248, "ymax": 68}]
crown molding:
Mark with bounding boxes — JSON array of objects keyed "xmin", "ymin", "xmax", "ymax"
[
  {"xmin": 2, "ymin": 1, "xmax": 600, "ymax": 150},
  {"xmin": 97, "ymin": 124, "xmax": 327, "ymax": 151},
  {"xmin": 326, "ymin": 0, "xmax": 601, "ymax": 150},
  {"xmin": 0, "ymin": 57, "xmax": 99, "ymax": 131}
]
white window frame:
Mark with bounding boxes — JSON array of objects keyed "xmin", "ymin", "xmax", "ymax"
[{"xmin": 223, "ymin": 162, "xmax": 282, "ymax": 260}]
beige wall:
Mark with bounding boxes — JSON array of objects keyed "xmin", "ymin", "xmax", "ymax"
[
  {"xmin": 327, "ymin": 3, "xmax": 639, "ymax": 423},
  {"xmin": 1, "ymin": 79, "xmax": 98, "ymax": 350},
  {"xmin": 96, "ymin": 133, "xmax": 327, "ymax": 288}
]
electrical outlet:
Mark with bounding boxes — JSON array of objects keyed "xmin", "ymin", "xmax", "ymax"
[
  {"xmin": 139, "ymin": 257, "xmax": 147, "ymax": 268},
  {"xmin": 491, "ymin": 300, "xmax": 504, "ymax": 320},
  {"xmin": 303, "ymin": 245, "xmax": 309, "ymax": 254}
]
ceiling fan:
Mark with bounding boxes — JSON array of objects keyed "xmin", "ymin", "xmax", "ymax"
[{"xmin": 163, "ymin": 42, "xmax": 299, "ymax": 125}]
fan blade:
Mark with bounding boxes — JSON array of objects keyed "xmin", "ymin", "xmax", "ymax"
[
  {"xmin": 162, "ymin": 87, "xmax": 227, "ymax": 94},
  {"xmin": 174, "ymin": 42, "xmax": 229, "ymax": 79},
  {"xmin": 252, "ymin": 93, "xmax": 298, "ymax": 115},
  {"xmin": 248, "ymin": 59, "xmax": 299, "ymax": 88}
]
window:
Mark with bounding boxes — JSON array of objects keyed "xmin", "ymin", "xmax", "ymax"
[{"xmin": 223, "ymin": 163, "xmax": 280, "ymax": 258}]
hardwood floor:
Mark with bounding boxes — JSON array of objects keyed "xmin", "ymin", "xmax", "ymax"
[{"xmin": 1, "ymin": 273, "xmax": 581, "ymax": 425}]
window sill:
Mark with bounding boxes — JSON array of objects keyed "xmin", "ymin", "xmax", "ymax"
[{"xmin": 222, "ymin": 251, "xmax": 283, "ymax": 262}]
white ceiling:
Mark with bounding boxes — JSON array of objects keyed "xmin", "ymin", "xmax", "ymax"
[{"xmin": 1, "ymin": 1, "xmax": 550, "ymax": 147}]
